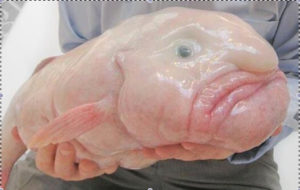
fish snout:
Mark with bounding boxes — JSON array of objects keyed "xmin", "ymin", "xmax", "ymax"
[{"xmin": 221, "ymin": 34, "xmax": 279, "ymax": 74}]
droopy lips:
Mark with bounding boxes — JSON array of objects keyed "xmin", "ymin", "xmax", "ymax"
[{"xmin": 188, "ymin": 69, "xmax": 286, "ymax": 136}]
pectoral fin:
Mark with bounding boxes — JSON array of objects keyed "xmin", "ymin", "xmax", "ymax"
[{"xmin": 28, "ymin": 102, "xmax": 110, "ymax": 149}]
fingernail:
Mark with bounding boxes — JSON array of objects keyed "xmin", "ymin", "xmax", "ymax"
[
  {"xmin": 181, "ymin": 143, "xmax": 194, "ymax": 150},
  {"xmin": 59, "ymin": 143, "xmax": 72, "ymax": 156}
]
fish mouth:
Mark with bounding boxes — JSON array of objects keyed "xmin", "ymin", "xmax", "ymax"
[{"xmin": 188, "ymin": 69, "xmax": 286, "ymax": 137}]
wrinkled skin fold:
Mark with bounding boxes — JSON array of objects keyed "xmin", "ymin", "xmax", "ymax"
[{"xmin": 3, "ymin": 7, "xmax": 289, "ymax": 185}]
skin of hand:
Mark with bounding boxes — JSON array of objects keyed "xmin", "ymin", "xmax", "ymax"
[
  {"xmin": 10, "ymin": 125, "xmax": 282, "ymax": 181},
  {"xmin": 142, "ymin": 126, "xmax": 283, "ymax": 161},
  {"xmin": 11, "ymin": 127, "xmax": 118, "ymax": 181}
]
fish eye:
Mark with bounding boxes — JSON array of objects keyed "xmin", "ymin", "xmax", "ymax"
[{"xmin": 176, "ymin": 45, "xmax": 193, "ymax": 58}]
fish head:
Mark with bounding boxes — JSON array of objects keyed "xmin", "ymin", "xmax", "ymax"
[{"xmin": 116, "ymin": 7, "xmax": 289, "ymax": 152}]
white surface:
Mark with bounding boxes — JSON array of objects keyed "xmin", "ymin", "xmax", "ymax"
[
  {"xmin": 2, "ymin": 2, "xmax": 298, "ymax": 190},
  {"xmin": 3, "ymin": 2, "xmax": 62, "ymax": 113},
  {"xmin": 274, "ymin": 132, "xmax": 298, "ymax": 190}
]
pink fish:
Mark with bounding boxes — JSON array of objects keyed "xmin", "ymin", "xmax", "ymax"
[{"xmin": 3, "ymin": 7, "xmax": 289, "ymax": 185}]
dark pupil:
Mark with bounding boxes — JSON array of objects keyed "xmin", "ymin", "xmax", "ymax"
[{"xmin": 178, "ymin": 45, "xmax": 192, "ymax": 58}]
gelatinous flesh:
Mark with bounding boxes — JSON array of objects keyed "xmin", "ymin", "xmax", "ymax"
[{"xmin": 4, "ymin": 7, "xmax": 289, "ymax": 172}]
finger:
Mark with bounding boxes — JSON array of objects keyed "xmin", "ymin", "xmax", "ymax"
[
  {"xmin": 11, "ymin": 126, "xmax": 23, "ymax": 143},
  {"xmin": 1, "ymin": 169, "xmax": 9, "ymax": 189},
  {"xmin": 271, "ymin": 125, "xmax": 282, "ymax": 136},
  {"xmin": 141, "ymin": 148, "xmax": 161, "ymax": 159},
  {"xmin": 147, "ymin": 145, "xmax": 196, "ymax": 161},
  {"xmin": 181, "ymin": 142, "xmax": 200, "ymax": 151},
  {"xmin": 182, "ymin": 142, "xmax": 233, "ymax": 160},
  {"xmin": 167, "ymin": 144, "xmax": 199, "ymax": 161},
  {"xmin": 104, "ymin": 164, "xmax": 118, "ymax": 174},
  {"xmin": 181, "ymin": 142, "xmax": 222, "ymax": 153},
  {"xmin": 54, "ymin": 142, "xmax": 77, "ymax": 179},
  {"xmin": 155, "ymin": 144, "xmax": 193, "ymax": 160},
  {"xmin": 77, "ymin": 159, "xmax": 104, "ymax": 180},
  {"xmin": 36, "ymin": 144, "xmax": 57, "ymax": 176}
]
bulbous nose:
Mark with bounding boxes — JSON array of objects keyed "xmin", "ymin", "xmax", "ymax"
[{"xmin": 221, "ymin": 33, "xmax": 278, "ymax": 73}]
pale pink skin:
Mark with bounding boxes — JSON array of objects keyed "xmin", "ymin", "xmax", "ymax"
[{"xmin": 3, "ymin": 7, "xmax": 289, "ymax": 184}]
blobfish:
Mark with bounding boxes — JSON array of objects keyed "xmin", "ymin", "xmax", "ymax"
[{"xmin": 3, "ymin": 7, "xmax": 289, "ymax": 185}]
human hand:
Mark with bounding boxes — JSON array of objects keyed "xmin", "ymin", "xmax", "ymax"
[
  {"xmin": 142, "ymin": 143, "xmax": 234, "ymax": 161},
  {"xmin": 1, "ymin": 127, "xmax": 26, "ymax": 189},
  {"xmin": 143, "ymin": 125, "xmax": 283, "ymax": 161},
  {"xmin": 12, "ymin": 127, "xmax": 118, "ymax": 181},
  {"xmin": 35, "ymin": 142, "xmax": 118, "ymax": 181}
]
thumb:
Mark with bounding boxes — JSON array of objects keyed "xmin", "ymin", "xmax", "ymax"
[
  {"xmin": 271, "ymin": 125, "xmax": 283, "ymax": 137},
  {"xmin": 11, "ymin": 126, "xmax": 24, "ymax": 144},
  {"xmin": 1, "ymin": 168, "xmax": 9, "ymax": 189}
]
